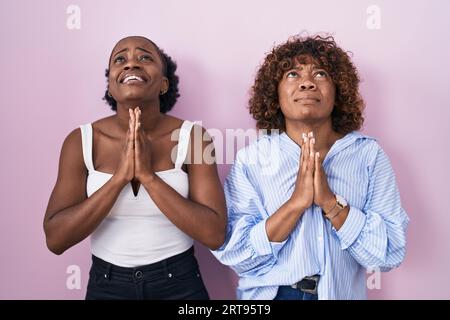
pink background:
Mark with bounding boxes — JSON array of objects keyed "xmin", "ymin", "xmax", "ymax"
[{"xmin": 1, "ymin": 0, "xmax": 449, "ymax": 299}]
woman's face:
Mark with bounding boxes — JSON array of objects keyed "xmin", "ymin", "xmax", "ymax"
[
  {"xmin": 107, "ymin": 36, "xmax": 168, "ymax": 107},
  {"xmin": 278, "ymin": 56, "xmax": 335, "ymax": 125}
]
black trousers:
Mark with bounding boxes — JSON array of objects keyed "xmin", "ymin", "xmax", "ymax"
[{"xmin": 86, "ymin": 246, "xmax": 209, "ymax": 300}]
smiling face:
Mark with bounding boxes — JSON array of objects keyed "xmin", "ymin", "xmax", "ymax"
[
  {"xmin": 107, "ymin": 36, "xmax": 169, "ymax": 107},
  {"xmin": 278, "ymin": 55, "xmax": 336, "ymax": 125}
]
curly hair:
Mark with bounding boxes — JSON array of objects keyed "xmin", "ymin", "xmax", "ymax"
[
  {"xmin": 249, "ymin": 34, "xmax": 364, "ymax": 134},
  {"xmin": 103, "ymin": 42, "xmax": 180, "ymax": 113}
]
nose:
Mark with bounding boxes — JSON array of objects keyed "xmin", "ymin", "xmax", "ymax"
[
  {"xmin": 124, "ymin": 65, "xmax": 141, "ymax": 71},
  {"xmin": 299, "ymin": 80, "xmax": 316, "ymax": 91},
  {"xmin": 123, "ymin": 59, "xmax": 141, "ymax": 71}
]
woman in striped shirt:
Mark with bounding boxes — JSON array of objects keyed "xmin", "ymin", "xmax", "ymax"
[{"xmin": 213, "ymin": 35, "xmax": 409, "ymax": 300}]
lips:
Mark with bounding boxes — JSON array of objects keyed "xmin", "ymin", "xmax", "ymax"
[
  {"xmin": 294, "ymin": 96, "xmax": 320, "ymax": 103},
  {"xmin": 119, "ymin": 73, "xmax": 148, "ymax": 84}
]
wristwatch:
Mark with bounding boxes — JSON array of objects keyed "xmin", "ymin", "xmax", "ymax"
[
  {"xmin": 335, "ymin": 194, "xmax": 347, "ymax": 209},
  {"xmin": 323, "ymin": 194, "xmax": 348, "ymax": 220}
]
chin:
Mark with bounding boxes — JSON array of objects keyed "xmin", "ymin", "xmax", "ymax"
[
  {"xmin": 287, "ymin": 113, "xmax": 322, "ymax": 124},
  {"xmin": 120, "ymin": 91, "xmax": 148, "ymax": 101},
  {"xmin": 296, "ymin": 110, "xmax": 317, "ymax": 120}
]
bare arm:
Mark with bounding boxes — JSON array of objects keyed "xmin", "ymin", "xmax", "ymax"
[
  {"xmin": 43, "ymin": 125, "xmax": 134, "ymax": 255},
  {"xmin": 141, "ymin": 126, "xmax": 227, "ymax": 250}
]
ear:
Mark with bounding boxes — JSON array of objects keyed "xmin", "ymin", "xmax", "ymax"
[{"xmin": 160, "ymin": 77, "xmax": 169, "ymax": 94}]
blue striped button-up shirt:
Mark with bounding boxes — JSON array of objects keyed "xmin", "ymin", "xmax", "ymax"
[{"xmin": 212, "ymin": 131, "xmax": 409, "ymax": 299}]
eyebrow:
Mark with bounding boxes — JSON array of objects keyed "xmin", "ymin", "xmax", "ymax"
[
  {"xmin": 112, "ymin": 47, "xmax": 155, "ymax": 58},
  {"xmin": 112, "ymin": 48, "xmax": 127, "ymax": 58},
  {"xmin": 288, "ymin": 65, "xmax": 326, "ymax": 71},
  {"xmin": 136, "ymin": 47, "xmax": 153, "ymax": 55}
]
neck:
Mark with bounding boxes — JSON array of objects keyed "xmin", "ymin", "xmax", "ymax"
[
  {"xmin": 115, "ymin": 100, "xmax": 164, "ymax": 133},
  {"xmin": 284, "ymin": 118, "xmax": 341, "ymax": 154}
]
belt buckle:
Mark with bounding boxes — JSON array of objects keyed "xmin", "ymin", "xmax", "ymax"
[{"xmin": 292, "ymin": 275, "xmax": 319, "ymax": 295}]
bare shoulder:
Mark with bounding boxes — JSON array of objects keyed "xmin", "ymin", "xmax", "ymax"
[
  {"xmin": 168, "ymin": 116, "xmax": 210, "ymax": 141},
  {"xmin": 61, "ymin": 116, "xmax": 110, "ymax": 159},
  {"xmin": 58, "ymin": 117, "xmax": 113, "ymax": 177},
  {"xmin": 162, "ymin": 115, "xmax": 185, "ymax": 133},
  {"xmin": 190, "ymin": 122, "xmax": 211, "ymax": 143},
  {"xmin": 187, "ymin": 122, "xmax": 216, "ymax": 166},
  {"xmin": 61, "ymin": 127, "xmax": 83, "ymax": 159},
  {"xmin": 91, "ymin": 115, "xmax": 117, "ymax": 139},
  {"xmin": 58, "ymin": 124, "xmax": 90, "ymax": 180}
]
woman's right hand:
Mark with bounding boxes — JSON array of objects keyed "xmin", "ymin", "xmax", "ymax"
[
  {"xmin": 289, "ymin": 132, "xmax": 315, "ymax": 212},
  {"xmin": 113, "ymin": 108, "xmax": 135, "ymax": 186}
]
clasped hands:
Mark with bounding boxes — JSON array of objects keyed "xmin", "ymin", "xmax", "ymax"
[
  {"xmin": 115, "ymin": 107, "xmax": 154, "ymax": 185},
  {"xmin": 290, "ymin": 132, "xmax": 336, "ymax": 214}
]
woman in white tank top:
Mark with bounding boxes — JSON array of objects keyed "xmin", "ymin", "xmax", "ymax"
[{"xmin": 43, "ymin": 36, "xmax": 227, "ymax": 300}]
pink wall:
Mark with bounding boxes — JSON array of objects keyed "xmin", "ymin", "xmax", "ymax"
[{"xmin": 1, "ymin": 0, "xmax": 449, "ymax": 299}]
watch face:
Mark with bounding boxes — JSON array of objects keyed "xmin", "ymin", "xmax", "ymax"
[{"xmin": 336, "ymin": 195, "xmax": 347, "ymax": 207}]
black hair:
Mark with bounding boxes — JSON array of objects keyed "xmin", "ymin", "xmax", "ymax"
[{"xmin": 103, "ymin": 38, "xmax": 180, "ymax": 113}]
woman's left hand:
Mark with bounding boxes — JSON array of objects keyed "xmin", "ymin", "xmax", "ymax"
[
  {"xmin": 131, "ymin": 107, "xmax": 154, "ymax": 182},
  {"xmin": 313, "ymin": 149, "xmax": 336, "ymax": 212}
]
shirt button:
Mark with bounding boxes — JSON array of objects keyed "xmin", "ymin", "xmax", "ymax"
[
  {"xmin": 135, "ymin": 270, "xmax": 143, "ymax": 279},
  {"xmin": 168, "ymin": 273, "xmax": 173, "ymax": 278},
  {"xmin": 318, "ymin": 236, "xmax": 323, "ymax": 242}
]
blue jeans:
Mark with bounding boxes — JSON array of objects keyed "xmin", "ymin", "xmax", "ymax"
[
  {"xmin": 274, "ymin": 285, "xmax": 318, "ymax": 300},
  {"xmin": 85, "ymin": 246, "xmax": 209, "ymax": 300}
]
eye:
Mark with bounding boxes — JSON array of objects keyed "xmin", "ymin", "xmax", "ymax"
[
  {"xmin": 139, "ymin": 54, "xmax": 153, "ymax": 62},
  {"xmin": 113, "ymin": 56, "xmax": 125, "ymax": 64},
  {"xmin": 314, "ymin": 70, "xmax": 328, "ymax": 78},
  {"xmin": 286, "ymin": 71, "xmax": 299, "ymax": 78}
]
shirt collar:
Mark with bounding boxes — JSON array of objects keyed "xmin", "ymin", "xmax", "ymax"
[
  {"xmin": 278, "ymin": 130, "xmax": 371, "ymax": 163},
  {"xmin": 278, "ymin": 131, "xmax": 301, "ymax": 159}
]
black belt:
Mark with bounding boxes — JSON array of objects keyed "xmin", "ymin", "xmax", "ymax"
[{"xmin": 291, "ymin": 275, "xmax": 320, "ymax": 295}]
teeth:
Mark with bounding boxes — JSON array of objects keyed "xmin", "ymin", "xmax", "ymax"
[{"xmin": 123, "ymin": 75, "xmax": 144, "ymax": 83}]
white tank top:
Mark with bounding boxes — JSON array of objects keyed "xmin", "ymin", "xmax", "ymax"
[{"xmin": 79, "ymin": 120, "xmax": 195, "ymax": 267}]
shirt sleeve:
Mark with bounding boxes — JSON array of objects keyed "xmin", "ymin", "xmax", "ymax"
[
  {"xmin": 211, "ymin": 152, "xmax": 287, "ymax": 277},
  {"xmin": 335, "ymin": 145, "xmax": 410, "ymax": 271}
]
